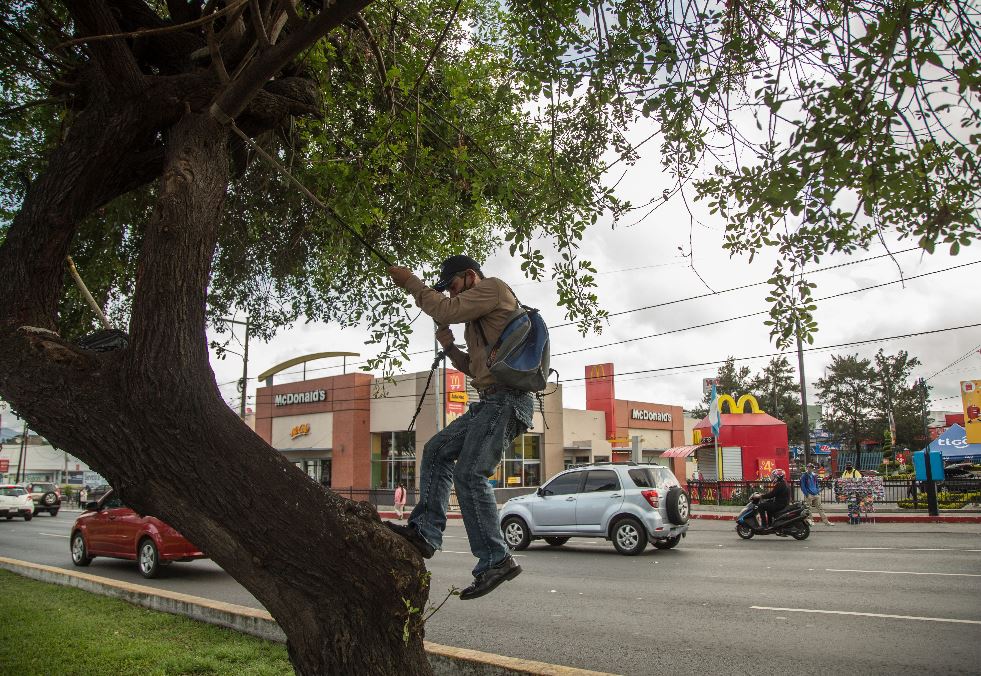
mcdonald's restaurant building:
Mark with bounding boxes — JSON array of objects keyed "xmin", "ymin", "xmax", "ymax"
[{"xmin": 252, "ymin": 356, "xmax": 692, "ymax": 497}]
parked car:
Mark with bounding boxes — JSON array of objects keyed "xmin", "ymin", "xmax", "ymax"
[
  {"xmin": 87, "ymin": 484, "xmax": 112, "ymax": 501},
  {"xmin": 498, "ymin": 462, "xmax": 690, "ymax": 556},
  {"xmin": 70, "ymin": 489, "xmax": 206, "ymax": 578},
  {"xmin": 0, "ymin": 484, "xmax": 34, "ymax": 520},
  {"xmin": 25, "ymin": 481, "xmax": 61, "ymax": 517}
]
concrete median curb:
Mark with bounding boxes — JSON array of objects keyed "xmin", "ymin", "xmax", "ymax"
[{"xmin": 0, "ymin": 556, "xmax": 613, "ymax": 676}]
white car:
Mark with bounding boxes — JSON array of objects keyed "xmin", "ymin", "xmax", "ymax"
[{"xmin": 0, "ymin": 484, "xmax": 34, "ymax": 521}]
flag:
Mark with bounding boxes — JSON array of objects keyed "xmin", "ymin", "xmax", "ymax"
[{"xmin": 708, "ymin": 383, "xmax": 722, "ymax": 437}]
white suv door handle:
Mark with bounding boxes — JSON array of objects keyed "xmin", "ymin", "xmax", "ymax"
[
  {"xmin": 611, "ymin": 494, "xmax": 622, "ymax": 498},
  {"xmin": 565, "ymin": 496, "xmax": 575, "ymax": 501}
]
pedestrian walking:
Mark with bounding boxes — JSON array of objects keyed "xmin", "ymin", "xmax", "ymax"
[
  {"xmin": 394, "ymin": 482, "xmax": 407, "ymax": 520},
  {"xmin": 800, "ymin": 463, "xmax": 833, "ymax": 526},
  {"xmin": 385, "ymin": 256, "xmax": 533, "ymax": 600},
  {"xmin": 78, "ymin": 486, "xmax": 88, "ymax": 507}
]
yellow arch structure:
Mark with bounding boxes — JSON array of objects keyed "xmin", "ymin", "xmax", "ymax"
[
  {"xmin": 257, "ymin": 351, "xmax": 361, "ymax": 385},
  {"xmin": 717, "ymin": 393, "xmax": 764, "ymax": 414}
]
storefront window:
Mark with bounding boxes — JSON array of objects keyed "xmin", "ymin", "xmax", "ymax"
[
  {"xmin": 293, "ymin": 459, "xmax": 326, "ymax": 484},
  {"xmin": 372, "ymin": 431, "xmax": 416, "ymax": 488},
  {"xmin": 492, "ymin": 433, "xmax": 542, "ymax": 487}
]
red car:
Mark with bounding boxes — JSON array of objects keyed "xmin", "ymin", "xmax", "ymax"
[{"xmin": 70, "ymin": 489, "xmax": 206, "ymax": 578}]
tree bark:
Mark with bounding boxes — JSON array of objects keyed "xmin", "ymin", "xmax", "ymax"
[
  {"xmin": 0, "ymin": 109, "xmax": 433, "ymax": 676},
  {"xmin": 0, "ymin": 2, "xmax": 437, "ymax": 670}
]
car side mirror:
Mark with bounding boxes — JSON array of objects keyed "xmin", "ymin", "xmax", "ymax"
[
  {"xmin": 536, "ymin": 487, "xmax": 544, "ymax": 497},
  {"xmin": 84, "ymin": 501, "xmax": 99, "ymax": 511}
]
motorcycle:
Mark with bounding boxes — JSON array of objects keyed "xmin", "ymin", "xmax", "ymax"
[{"xmin": 735, "ymin": 493, "xmax": 811, "ymax": 540}]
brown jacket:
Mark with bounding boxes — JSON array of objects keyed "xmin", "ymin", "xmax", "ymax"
[{"xmin": 404, "ymin": 275, "xmax": 518, "ymax": 390}]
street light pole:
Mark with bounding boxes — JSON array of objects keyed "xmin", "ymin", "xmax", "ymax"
[
  {"xmin": 221, "ymin": 316, "xmax": 251, "ymax": 418},
  {"xmin": 796, "ymin": 323, "xmax": 811, "ymax": 467},
  {"xmin": 919, "ymin": 378, "xmax": 939, "ymax": 516}
]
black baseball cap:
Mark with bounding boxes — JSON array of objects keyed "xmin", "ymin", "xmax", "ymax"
[{"xmin": 433, "ymin": 255, "xmax": 482, "ymax": 291}]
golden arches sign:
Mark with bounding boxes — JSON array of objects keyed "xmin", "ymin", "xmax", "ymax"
[{"xmin": 717, "ymin": 394, "xmax": 764, "ymax": 414}]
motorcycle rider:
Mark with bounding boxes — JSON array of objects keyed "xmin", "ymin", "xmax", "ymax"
[{"xmin": 757, "ymin": 468, "xmax": 789, "ymax": 527}]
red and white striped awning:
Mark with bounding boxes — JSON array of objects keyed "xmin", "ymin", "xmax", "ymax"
[{"xmin": 660, "ymin": 444, "xmax": 710, "ymax": 458}]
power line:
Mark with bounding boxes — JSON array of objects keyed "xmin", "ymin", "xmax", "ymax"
[
  {"xmin": 925, "ymin": 343, "xmax": 981, "ymax": 382},
  {"xmin": 550, "ymin": 248, "xmax": 925, "ymax": 329},
  {"xmin": 552, "ymin": 260, "xmax": 981, "ymax": 357},
  {"xmin": 222, "ymin": 249, "xmax": 956, "ymax": 381},
  {"xmin": 559, "ymin": 323, "xmax": 981, "ymax": 383}
]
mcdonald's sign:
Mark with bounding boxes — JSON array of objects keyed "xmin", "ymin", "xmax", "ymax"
[
  {"xmin": 717, "ymin": 394, "xmax": 764, "ymax": 414},
  {"xmin": 445, "ymin": 369, "xmax": 466, "ymax": 415},
  {"xmin": 587, "ymin": 364, "xmax": 608, "ymax": 379}
]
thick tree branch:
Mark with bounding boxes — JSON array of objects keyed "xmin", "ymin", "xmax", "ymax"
[
  {"xmin": 353, "ymin": 12, "xmax": 394, "ymax": 110},
  {"xmin": 212, "ymin": 0, "xmax": 373, "ymax": 121},
  {"xmin": 63, "ymin": 0, "xmax": 144, "ymax": 89}
]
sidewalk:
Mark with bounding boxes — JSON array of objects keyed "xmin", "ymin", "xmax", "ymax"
[{"xmin": 690, "ymin": 503, "xmax": 981, "ymax": 524}]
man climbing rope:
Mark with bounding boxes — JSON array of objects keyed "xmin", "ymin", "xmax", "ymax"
[{"xmin": 386, "ymin": 255, "xmax": 533, "ymax": 600}]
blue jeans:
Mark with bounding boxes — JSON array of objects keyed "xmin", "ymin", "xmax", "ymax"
[{"xmin": 409, "ymin": 389, "xmax": 534, "ymax": 575}]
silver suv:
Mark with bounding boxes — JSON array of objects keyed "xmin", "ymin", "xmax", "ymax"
[{"xmin": 499, "ymin": 462, "xmax": 690, "ymax": 555}]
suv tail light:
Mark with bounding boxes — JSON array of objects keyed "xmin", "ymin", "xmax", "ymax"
[{"xmin": 641, "ymin": 489, "xmax": 659, "ymax": 508}]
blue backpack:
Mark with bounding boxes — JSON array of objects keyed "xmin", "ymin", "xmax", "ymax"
[{"xmin": 474, "ymin": 299, "xmax": 552, "ymax": 393}]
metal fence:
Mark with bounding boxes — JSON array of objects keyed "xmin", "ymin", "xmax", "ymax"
[
  {"xmin": 330, "ymin": 479, "xmax": 980, "ymax": 511},
  {"xmin": 686, "ymin": 478, "xmax": 981, "ymax": 509},
  {"xmin": 329, "ymin": 485, "xmax": 536, "ymax": 509}
]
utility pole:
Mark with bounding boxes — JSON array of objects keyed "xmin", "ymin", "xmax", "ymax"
[
  {"xmin": 222, "ymin": 316, "xmax": 251, "ymax": 418},
  {"xmin": 919, "ymin": 378, "xmax": 939, "ymax": 516},
  {"xmin": 16, "ymin": 422, "xmax": 28, "ymax": 483},
  {"xmin": 795, "ymin": 322, "xmax": 811, "ymax": 467},
  {"xmin": 882, "ymin": 366, "xmax": 895, "ymax": 475},
  {"xmin": 0, "ymin": 400, "xmax": 6, "ymax": 456},
  {"xmin": 434, "ymin": 323, "xmax": 442, "ymax": 433}
]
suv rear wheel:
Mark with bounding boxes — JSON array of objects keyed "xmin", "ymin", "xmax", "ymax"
[
  {"xmin": 666, "ymin": 487, "xmax": 690, "ymax": 525},
  {"xmin": 502, "ymin": 516, "xmax": 531, "ymax": 551},
  {"xmin": 611, "ymin": 517, "xmax": 647, "ymax": 556}
]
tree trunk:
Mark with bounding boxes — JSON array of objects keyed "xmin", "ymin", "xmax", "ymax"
[{"xmin": 0, "ymin": 112, "xmax": 433, "ymax": 675}]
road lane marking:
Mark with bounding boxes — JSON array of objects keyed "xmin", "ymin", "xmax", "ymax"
[
  {"xmin": 39, "ymin": 533, "xmax": 69, "ymax": 538},
  {"xmin": 827, "ymin": 568, "xmax": 981, "ymax": 577},
  {"xmin": 841, "ymin": 547, "xmax": 981, "ymax": 552},
  {"xmin": 752, "ymin": 606, "xmax": 981, "ymax": 625}
]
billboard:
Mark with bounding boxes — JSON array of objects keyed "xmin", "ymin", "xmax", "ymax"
[{"xmin": 962, "ymin": 380, "xmax": 981, "ymax": 445}]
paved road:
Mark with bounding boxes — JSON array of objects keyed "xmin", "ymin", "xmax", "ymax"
[{"xmin": 3, "ymin": 512, "xmax": 980, "ymax": 675}]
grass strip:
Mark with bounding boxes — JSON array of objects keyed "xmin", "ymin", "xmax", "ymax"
[{"xmin": 0, "ymin": 569, "xmax": 292, "ymax": 675}]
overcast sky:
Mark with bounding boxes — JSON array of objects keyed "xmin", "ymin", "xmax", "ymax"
[{"xmin": 209, "ymin": 126, "xmax": 981, "ymax": 423}]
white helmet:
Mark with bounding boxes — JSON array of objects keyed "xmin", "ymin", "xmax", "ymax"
[{"xmin": 771, "ymin": 468, "xmax": 786, "ymax": 480}]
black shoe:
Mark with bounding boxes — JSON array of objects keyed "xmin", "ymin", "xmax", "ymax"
[
  {"xmin": 459, "ymin": 556, "xmax": 522, "ymax": 601},
  {"xmin": 384, "ymin": 521, "xmax": 435, "ymax": 559}
]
